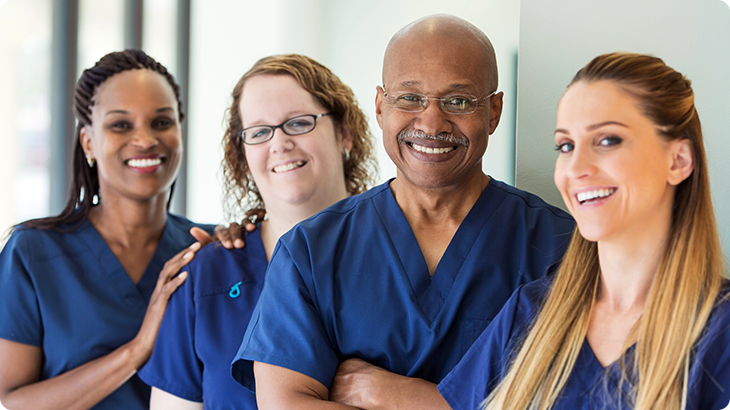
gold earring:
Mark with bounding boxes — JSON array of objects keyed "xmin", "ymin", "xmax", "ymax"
[{"xmin": 86, "ymin": 156, "xmax": 95, "ymax": 167}]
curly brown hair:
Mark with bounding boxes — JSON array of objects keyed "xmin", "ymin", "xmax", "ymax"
[{"xmin": 221, "ymin": 54, "xmax": 377, "ymax": 222}]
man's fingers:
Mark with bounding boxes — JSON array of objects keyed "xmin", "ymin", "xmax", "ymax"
[
  {"xmin": 190, "ymin": 227, "xmax": 213, "ymax": 247},
  {"xmin": 227, "ymin": 222, "xmax": 245, "ymax": 249},
  {"xmin": 214, "ymin": 223, "xmax": 236, "ymax": 249}
]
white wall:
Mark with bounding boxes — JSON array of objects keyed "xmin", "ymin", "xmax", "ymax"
[
  {"xmin": 516, "ymin": 0, "xmax": 730, "ymax": 257},
  {"xmin": 320, "ymin": 0, "xmax": 519, "ymax": 188},
  {"xmin": 185, "ymin": 0, "xmax": 519, "ymax": 224}
]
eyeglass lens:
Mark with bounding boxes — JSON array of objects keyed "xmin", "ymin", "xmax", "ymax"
[
  {"xmin": 243, "ymin": 115, "xmax": 318, "ymax": 144},
  {"xmin": 390, "ymin": 93, "xmax": 478, "ymax": 114}
]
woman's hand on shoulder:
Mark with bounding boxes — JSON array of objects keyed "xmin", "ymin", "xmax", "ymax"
[{"xmin": 127, "ymin": 242, "xmax": 201, "ymax": 368}]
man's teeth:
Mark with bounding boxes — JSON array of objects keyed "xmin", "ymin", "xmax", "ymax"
[
  {"xmin": 273, "ymin": 161, "xmax": 305, "ymax": 173},
  {"xmin": 411, "ymin": 142, "xmax": 455, "ymax": 154},
  {"xmin": 577, "ymin": 188, "xmax": 616, "ymax": 204},
  {"xmin": 128, "ymin": 158, "xmax": 162, "ymax": 168}
]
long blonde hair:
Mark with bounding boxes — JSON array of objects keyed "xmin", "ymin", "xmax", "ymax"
[{"xmin": 485, "ymin": 53, "xmax": 724, "ymax": 410}]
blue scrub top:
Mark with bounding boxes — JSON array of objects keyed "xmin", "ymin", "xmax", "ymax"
[
  {"xmin": 138, "ymin": 230, "xmax": 267, "ymax": 409},
  {"xmin": 438, "ymin": 277, "xmax": 730, "ymax": 410},
  {"xmin": 232, "ymin": 179, "xmax": 575, "ymax": 391},
  {"xmin": 0, "ymin": 213, "xmax": 211, "ymax": 410}
]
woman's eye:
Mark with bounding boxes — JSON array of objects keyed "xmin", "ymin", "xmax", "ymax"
[
  {"xmin": 109, "ymin": 121, "xmax": 131, "ymax": 131},
  {"xmin": 555, "ymin": 142, "xmax": 574, "ymax": 153},
  {"xmin": 288, "ymin": 120, "xmax": 312, "ymax": 128},
  {"xmin": 598, "ymin": 136, "xmax": 623, "ymax": 147},
  {"xmin": 153, "ymin": 118, "xmax": 174, "ymax": 129},
  {"xmin": 251, "ymin": 129, "xmax": 270, "ymax": 139}
]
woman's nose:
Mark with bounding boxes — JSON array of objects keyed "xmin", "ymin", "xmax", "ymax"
[{"xmin": 268, "ymin": 128, "xmax": 295, "ymax": 154}]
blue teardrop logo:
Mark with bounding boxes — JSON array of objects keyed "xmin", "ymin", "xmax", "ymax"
[{"xmin": 229, "ymin": 281, "xmax": 242, "ymax": 298}]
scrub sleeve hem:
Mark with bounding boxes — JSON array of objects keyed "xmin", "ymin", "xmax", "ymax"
[
  {"xmin": 437, "ymin": 382, "xmax": 470, "ymax": 410},
  {"xmin": 137, "ymin": 370, "xmax": 203, "ymax": 402},
  {"xmin": 0, "ymin": 333, "xmax": 41, "ymax": 347},
  {"xmin": 232, "ymin": 350, "xmax": 334, "ymax": 394}
]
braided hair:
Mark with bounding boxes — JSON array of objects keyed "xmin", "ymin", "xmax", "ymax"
[{"xmin": 20, "ymin": 49, "xmax": 184, "ymax": 232}]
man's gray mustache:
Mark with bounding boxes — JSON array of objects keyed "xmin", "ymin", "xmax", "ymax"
[{"xmin": 397, "ymin": 129, "xmax": 469, "ymax": 147}]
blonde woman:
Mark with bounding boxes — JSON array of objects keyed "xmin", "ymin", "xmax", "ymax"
[{"xmin": 438, "ymin": 53, "xmax": 730, "ymax": 409}]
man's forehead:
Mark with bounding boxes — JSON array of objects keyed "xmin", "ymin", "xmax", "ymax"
[
  {"xmin": 383, "ymin": 38, "xmax": 489, "ymax": 91},
  {"xmin": 388, "ymin": 78, "xmax": 482, "ymax": 95}
]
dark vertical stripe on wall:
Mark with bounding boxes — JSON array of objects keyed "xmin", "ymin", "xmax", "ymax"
[
  {"xmin": 510, "ymin": 50, "xmax": 518, "ymax": 185},
  {"xmin": 49, "ymin": 0, "xmax": 78, "ymax": 214},
  {"xmin": 125, "ymin": 0, "xmax": 144, "ymax": 49},
  {"xmin": 170, "ymin": 0, "xmax": 191, "ymax": 216}
]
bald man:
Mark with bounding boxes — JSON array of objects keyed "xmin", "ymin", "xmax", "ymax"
[{"xmin": 231, "ymin": 14, "xmax": 574, "ymax": 409}]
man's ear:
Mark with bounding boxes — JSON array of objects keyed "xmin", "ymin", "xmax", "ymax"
[
  {"xmin": 488, "ymin": 91, "xmax": 504, "ymax": 135},
  {"xmin": 375, "ymin": 86, "xmax": 385, "ymax": 130},
  {"xmin": 80, "ymin": 125, "xmax": 94, "ymax": 158},
  {"xmin": 668, "ymin": 139, "xmax": 694, "ymax": 186}
]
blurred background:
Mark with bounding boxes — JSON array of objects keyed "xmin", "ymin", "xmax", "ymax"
[
  {"xmin": 0, "ymin": 0, "xmax": 729, "ymax": 259},
  {"xmin": 0, "ymin": 0, "xmax": 519, "ymax": 231}
]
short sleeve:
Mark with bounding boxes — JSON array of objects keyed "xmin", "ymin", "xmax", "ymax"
[
  {"xmin": 0, "ymin": 231, "xmax": 43, "ymax": 346},
  {"xmin": 231, "ymin": 242, "xmax": 340, "ymax": 392},
  {"xmin": 138, "ymin": 261, "xmax": 203, "ymax": 401}
]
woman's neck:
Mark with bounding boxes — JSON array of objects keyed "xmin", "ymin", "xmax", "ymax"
[
  {"xmin": 596, "ymin": 227, "xmax": 670, "ymax": 313},
  {"xmin": 88, "ymin": 193, "xmax": 169, "ymax": 249},
  {"xmin": 259, "ymin": 190, "xmax": 349, "ymax": 261}
]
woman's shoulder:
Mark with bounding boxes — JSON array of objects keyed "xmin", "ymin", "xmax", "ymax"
[
  {"xmin": 686, "ymin": 279, "xmax": 730, "ymax": 408},
  {"xmin": 692, "ymin": 280, "xmax": 730, "ymax": 365},
  {"xmin": 486, "ymin": 277, "xmax": 553, "ymax": 345},
  {"xmin": 3, "ymin": 221, "xmax": 90, "ymax": 261},
  {"xmin": 516, "ymin": 276, "xmax": 554, "ymax": 311},
  {"xmin": 706, "ymin": 280, "xmax": 730, "ymax": 325},
  {"xmin": 183, "ymin": 230, "xmax": 268, "ymax": 297}
]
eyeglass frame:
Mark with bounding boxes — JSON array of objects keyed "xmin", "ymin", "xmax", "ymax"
[
  {"xmin": 238, "ymin": 112, "xmax": 333, "ymax": 145},
  {"xmin": 382, "ymin": 89, "xmax": 497, "ymax": 115}
]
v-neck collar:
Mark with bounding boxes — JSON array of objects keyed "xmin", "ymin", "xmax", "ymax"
[
  {"xmin": 573, "ymin": 337, "xmax": 637, "ymax": 403},
  {"xmin": 77, "ymin": 216, "xmax": 176, "ymax": 308},
  {"xmin": 372, "ymin": 179, "xmax": 509, "ymax": 322}
]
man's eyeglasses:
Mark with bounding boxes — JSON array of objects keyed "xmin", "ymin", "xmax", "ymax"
[
  {"xmin": 239, "ymin": 113, "xmax": 332, "ymax": 145},
  {"xmin": 383, "ymin": 90, "xmax": 496, "ymax": 115}
]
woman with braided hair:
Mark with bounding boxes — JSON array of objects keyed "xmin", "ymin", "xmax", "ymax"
[
  {"xmin": 0, "ymin": 49, "xmax": 213, "ymax": 410},
  {"xmin": 439, "ymin": 53, "xmax": 730, "ymax": 410}
]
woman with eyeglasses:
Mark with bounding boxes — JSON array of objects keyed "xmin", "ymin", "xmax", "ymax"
[
  {"xmin": 438, "ymin": 53, "xmax": 730, "ymax": 410},
  {"xmin": 0, "ymin": 50, "xmax": 215, "ymax": 410},
  {"xmin": 137, "ymin": 54, "xmax": 377, "ymax": 410}
]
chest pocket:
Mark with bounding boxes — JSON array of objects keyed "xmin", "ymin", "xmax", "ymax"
[{"xmin": 462, "ymin": 318, "xmax": 490, "ymax": 355}]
